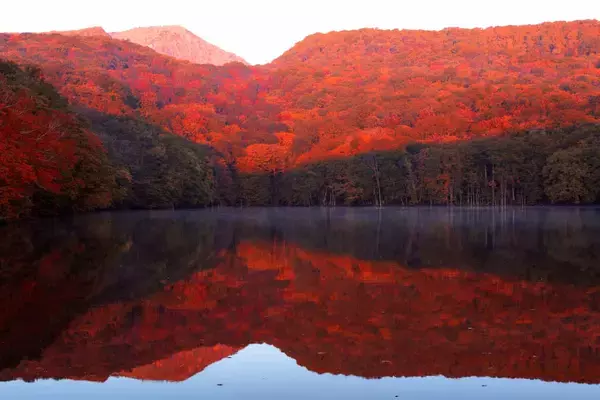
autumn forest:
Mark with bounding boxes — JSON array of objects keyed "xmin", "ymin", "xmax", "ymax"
[{"xmin": 2, "ymin": 20, "xmax": 600, "ymax": 219}]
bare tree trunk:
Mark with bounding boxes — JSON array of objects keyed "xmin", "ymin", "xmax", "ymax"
[
  {"xmin": 404, "ymin": 157, "xmax": 418, "ymax": 205},
  {"xmin": 365, "ymin": 154, "xmax": 383, "ymax": 208},
  {"xmin": 491, "ymin": 166, "xmax": 495, "ymax": 207},
  {"xmin": 512, "ymin": 183, "xmax": 516, "ymax": 205},
  {"xmin": 375, "ymin": 173, "xmax": 382, "ymax": 208}
]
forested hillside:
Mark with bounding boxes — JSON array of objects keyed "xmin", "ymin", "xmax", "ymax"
[
  {"xmin": 0, "ymin": 60, "xmax": 114, "ymax": 218},
  {"xmin": 1, "ymin": 20, "xmax": 600, "ymax": 218},
  {"xmin": 0, "ymin": 60, "xmax": 217, "ymax": 219},
  {"xmin": 268, "ymin": 21, "xmax": 600, "ymax": 163}
]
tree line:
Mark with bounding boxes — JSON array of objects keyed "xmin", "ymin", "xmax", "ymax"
[{"xmin": 229, "ymin": 124, "xmax": 600, "ymax": 207}]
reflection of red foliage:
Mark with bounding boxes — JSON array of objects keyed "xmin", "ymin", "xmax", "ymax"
[
  {"xmin": 2, "ymin": 20, "xmax": 600, "ymax": 172},
  {"xmin": 2, "ymin": 240, "xmax": 599, "ymax": 384}
]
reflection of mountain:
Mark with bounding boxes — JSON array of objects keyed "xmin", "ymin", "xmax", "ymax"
[
  {"xmin": 0, "ymin": 209, "xmax": 599, "ymax": 384},
  {"xmin": 117, "ymin": 345, "xmax": 240, "ymax": 382}
]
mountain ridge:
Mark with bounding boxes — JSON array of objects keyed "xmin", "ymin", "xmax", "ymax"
[
  {"xmin": 48, "ymin": 26, "xmax": 111, "ymax": 37},
  {"xmin": 272, "ymin": 18, "xmax": 600, "ymax": 67}
]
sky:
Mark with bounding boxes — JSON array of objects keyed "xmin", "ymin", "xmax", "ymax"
[
  {"xmin": 3, "ymin": 344, "xmax": 600, "ymax": 399},
  {"xmin": 1, "ymin": 0, "xmax": 600, "ymax": 64}
]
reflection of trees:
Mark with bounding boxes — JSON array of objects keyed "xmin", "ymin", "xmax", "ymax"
[
  {"xmin": 0, "ymin": 212, "xmax": 231, "ymax": 371},
  {"xmin": 229, "ymin": 208, "xmax": 600, "ymax": 286},
  {"xmin": 1, "ymin": 209, "xmax": 599, "ymax": 384}
]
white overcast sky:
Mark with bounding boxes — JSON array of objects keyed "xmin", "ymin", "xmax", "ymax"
[{"xmin": 1, "ymin": 0, "xmax": 599, "ymax": 64}]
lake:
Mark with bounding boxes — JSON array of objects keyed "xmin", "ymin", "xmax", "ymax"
[{"xmin": 1, "ymin": 207, "xmax": 600, "ymax": 399}]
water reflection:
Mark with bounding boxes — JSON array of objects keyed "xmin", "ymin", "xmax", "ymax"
[
  {"xmin": 0, "ymin": 208, "xmax": 599, "ymax": 391},
  {"xmin": 4, "ymin": 345, "xmax": 600, "ymax": 400}
]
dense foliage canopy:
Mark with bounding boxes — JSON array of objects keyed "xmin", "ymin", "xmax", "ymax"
[{"xmin": 0, "ymin": 60, "xmax": 114, "ymax": 218}]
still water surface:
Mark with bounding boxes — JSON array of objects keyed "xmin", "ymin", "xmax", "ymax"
[{"xmin": 1, "ymin": 207, "xmax": 600, "ymax": 399}]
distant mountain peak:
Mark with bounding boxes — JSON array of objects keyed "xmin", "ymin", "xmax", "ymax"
[{"xmin": 110, "ymin": 25, "xmax": 248, "ymax": 66}]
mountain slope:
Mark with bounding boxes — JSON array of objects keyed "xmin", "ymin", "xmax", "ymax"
[
  {"xmin": 272, "ymin": 20, "xmax": 600, "ymax": 68},
  {"xmin": 265, "ymin": 19, "xmax": 600, "ymax": 164},
  {"xmin": 111, "ymin": 26, "xmax": 248, "ymax": 66},
  {"xmin": 3, "ymin": 21, "xmax": 599, "ymax": 159},
  {"xmin": 4, "ymin": 20, "xmax": 599, "ymax": 167}
]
